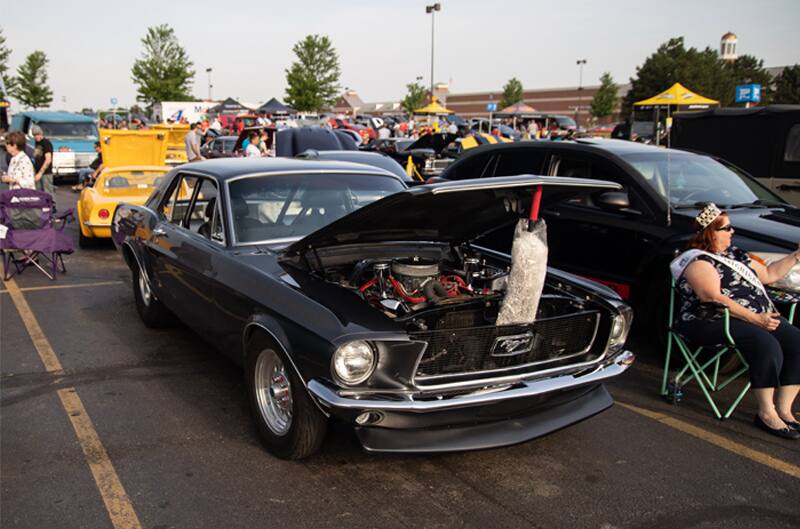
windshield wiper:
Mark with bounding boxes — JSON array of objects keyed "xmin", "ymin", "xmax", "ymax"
[
  {"xmin": 673, "ymin": 202, "xmax": 716, "ymax": 210},
  {"xmin": 729, "ymin": 199, "xmax": 785, "ymax": 209}
]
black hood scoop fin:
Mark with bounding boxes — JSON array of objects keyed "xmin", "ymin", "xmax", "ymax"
[{"xmin": 761, "ymin": 210, "xmax": 800, "ymax": 228}]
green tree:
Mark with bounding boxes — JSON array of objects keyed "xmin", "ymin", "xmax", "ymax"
[
  {"xmin": 725, "ymin": 54, "xmax": 774, "ymax": 104},
  {"xmin": 401, "ymin": 81, "xmax": 427, "ymax": 115},
  {"xmin": 590, "ymin": 72, "xmax": 618, "ymax": 119},
  {"xmin": 10, "ymin": 51, "xmax": 52, "ymax": 109},
  {"xmin": 0, "ymin": 28, "xmax": 15, "ymax": 98},
  {"xmin": 131, "ymin": 24, "xmax": 195, "ymax": 109},
  {"xmin": 284, "ymin": 35, "xmax": 341, "ymax": 112},
  {"xmin": 499, "ymin": 77, "xmax": 524, "ymax": 109},
  {"xmin": 773, "ymin": 65, "xmax": 800, "ymax": 104},
  {"xmin": 622, "ymin": 37, "xmax": 738, "ymax": 116}
]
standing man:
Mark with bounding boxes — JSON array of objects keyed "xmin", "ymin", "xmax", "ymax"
[
  {"xmin": 31, "ymin": 125, "xmax": 54, "ymax": 195},
  {"xmin": 184, "ymin": 123, "xmax": 204, "ymax": 163}
]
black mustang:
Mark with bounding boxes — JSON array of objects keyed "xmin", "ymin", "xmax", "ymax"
[{"xmin": 111, "ymin": 158, "xmax": 634, "ymax": 459}]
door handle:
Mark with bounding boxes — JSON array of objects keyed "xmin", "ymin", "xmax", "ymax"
[{"xmin": 152, "ymin": 227, "xmax": 167, "ymax": 237}]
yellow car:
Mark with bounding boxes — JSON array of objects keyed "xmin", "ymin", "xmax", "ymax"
[{"xmin": 77, "ymin": 165, "xmax": 170, "ymax": 247}]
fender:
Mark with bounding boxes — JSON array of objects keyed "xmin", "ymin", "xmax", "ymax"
[{"xmin": 242, "ymin": 317, "xmax": 330, "ymax": 417}]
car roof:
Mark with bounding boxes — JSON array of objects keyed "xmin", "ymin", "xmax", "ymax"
[
  {"xmin": 17, "ymin": 111, "xmax": 96, "ymax": 123},
  {"xmin": 179, "ymin": 157, "xmax": 400, "ymax": 181}
]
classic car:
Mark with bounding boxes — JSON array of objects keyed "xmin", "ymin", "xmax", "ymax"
[
  {"xmin": 77, "ymin": 165, "xmax": 170, "ymax": 247},
  {"xmin": 294, "ymin": 149, "xmax": 412, "ymax": 182},
  {"xmin": 111, "ymin": 158, "xmax": 635, "ymax": 459},
  {"xmin": 439, "ymin": 138, "xmax": 800, "ymax": 337},
  {"xmin": 364, "ymin": 133, "xmax": 458, "ymax": 180},
  {"xmin": 200, "ymin": 135, "xmax": 239, "ymax": 159}
]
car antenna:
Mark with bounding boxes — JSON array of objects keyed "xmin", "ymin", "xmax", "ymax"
[{"xmin": 667, "ymin": 145, "xmax": 672, "ymax": 227}]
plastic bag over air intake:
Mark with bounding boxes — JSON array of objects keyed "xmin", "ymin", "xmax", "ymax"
[{"xmin": 496, "ymin": 217, "xmax": 548, "ymax": 325}]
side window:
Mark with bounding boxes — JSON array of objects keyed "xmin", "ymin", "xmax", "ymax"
[
  {"xmin": 160, "ymin": 174, "xmax": 199, "ymax": 224},
  {"xmin": 549, "ymin": 154, "xmax": 649, "ymax": 214},
  {"xmin": 448, "ymin": 153, "xmax": 498, "ymax": 181},
  {"xmin": 186, "ymin": 178, "xmax": 219, "ymax": 233},
  {"xmin": 213, "ymin": 140, "xmax": 223, "ymax": 153},
  {"xmin": 494, "ymin": 150, "xmax": 547, "ymax": 177},
  {"xmin": 210, "ymin": 199, "xmax": 225, "ymax": 244},
  {"xmin": 785, "ymin": 125, "xmax": 800, "ymax": 162}
]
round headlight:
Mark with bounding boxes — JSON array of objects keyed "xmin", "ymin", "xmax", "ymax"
[{"xmin": 332, "ymin": 340, "xmax": 376, "ymax": 385}]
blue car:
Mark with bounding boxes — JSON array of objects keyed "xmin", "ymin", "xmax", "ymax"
[{"xmin": 10, "ymin": 111, "xmax": 99, "ymax": 182}]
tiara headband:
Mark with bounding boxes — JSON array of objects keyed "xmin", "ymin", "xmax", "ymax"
[{"xmin": 696, "ymin": 203, "xmax": 722, "ymax": 229}]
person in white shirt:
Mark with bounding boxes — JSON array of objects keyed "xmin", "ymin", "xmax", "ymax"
[
  {"xmin": 184, "ymin": 123, "xmax": 204, "ymax": 162},
  {"xmin": 1, "ymin": 131, "xmax": 37, "ymax": 189},
  {"xmin": 377, "ymin": 125, "xmax": 391, "ymax": 140},
  {"xmin": 447, "ymin": 121, "xmax": 458, "ymax": 135},
  {"xmin": 210, "ymin": 117, "xmax": 222, "ymax": 132},
  {"xmin": 245, "ymin": 132, "xmax": 262, "ymax": 157}
]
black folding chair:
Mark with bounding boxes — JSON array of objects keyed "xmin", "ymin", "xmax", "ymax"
[{"xmin": 0, "ymin": 189, "xmax": 74, "ymax": 280}]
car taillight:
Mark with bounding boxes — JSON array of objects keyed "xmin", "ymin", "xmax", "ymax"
[
  {"xmin": 98, "ymin": 209, "xmax": 110, "ymax": 219},
  {"xmin": 58, "ymin": 146, "xmax": 72, "ymax": 152}
]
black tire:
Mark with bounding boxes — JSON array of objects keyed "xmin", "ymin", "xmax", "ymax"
[
  {"xmin": 131, "ymin": 259, "xmax": 174, "ymax": 328},
  {"xmin": 78, "ymin": 229, "xmax": 97, "ymax": 249},
  {"xmin": 245, "ymin": 333, "xmax": 327, "ymax": 460}
]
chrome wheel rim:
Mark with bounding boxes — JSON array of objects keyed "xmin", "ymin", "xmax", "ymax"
[
  {"xmin": 254, "ymin": 349, "xmax": 293, "ymax": 436},
  {"xmin": 138, "ymin": 269, "xmax": 151, "ymax": 306}
]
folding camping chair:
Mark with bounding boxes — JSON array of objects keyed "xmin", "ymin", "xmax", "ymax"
[
  {"xmin": 660, "ymin": 277, "xmax": 798, "ymax": 420},
  {"xmin": 0, "ymin": 188, "xmax": 74, "ymax": 281}
]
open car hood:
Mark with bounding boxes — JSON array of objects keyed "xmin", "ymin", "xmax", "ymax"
[
  {"xmin": 404, "ymin": 133, "xmax": 458, "ymax": 153},
  {"xmin": 283, "ymin": 175, "xmax": 621, "ymax": 256}
]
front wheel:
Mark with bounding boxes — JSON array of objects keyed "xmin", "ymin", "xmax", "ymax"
[{"xmin": 245, "ymin": 335, "xmax": 327, "ymax": 459}]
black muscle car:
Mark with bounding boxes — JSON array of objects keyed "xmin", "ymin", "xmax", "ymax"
[{"xmin": 111, "ymin": 157, "xmax": 635, "ymax": 459}]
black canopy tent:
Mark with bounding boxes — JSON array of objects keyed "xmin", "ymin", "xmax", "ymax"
[
  {"xmin": 672, "ymin": 105, "xmax": 800, "ymax": 182},
  {"xmin": 257, "ymin": 97, "xmax": 295, "ymax": 115},
  {"xmin": 208, "ymin": 97, "xmax": 251, "ymax": 115}
]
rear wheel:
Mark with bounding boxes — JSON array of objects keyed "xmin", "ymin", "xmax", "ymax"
[
  {"xmin": 245, "ymin": 333, "xmax": 327, "ymax": 459},
  {"xmin": 131, "ymin": 259, "xmax": 174, "ymax": 328},
  {"xmin": 78, "ymin": 228, "xmax": 97, "ymax": 249}
]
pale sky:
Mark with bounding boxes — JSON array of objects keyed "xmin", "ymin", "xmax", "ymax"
[{"xmin": 2, "ymin": 0, "xmax": 799, "ymax": 111}]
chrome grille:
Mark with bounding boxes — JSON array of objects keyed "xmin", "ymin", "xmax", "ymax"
[{"xmin": 412, "ymin": 311, "xmax": 600, "ymax": 381}]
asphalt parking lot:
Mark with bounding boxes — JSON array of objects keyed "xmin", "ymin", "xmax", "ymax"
[{"xmin": 1, "ymin": 184, "xmax": 799, "ymax": 529}]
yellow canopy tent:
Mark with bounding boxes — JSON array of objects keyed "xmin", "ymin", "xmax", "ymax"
[
  {"xmin": 414, "ymin": 96, "xmax": 453, "ymax": 115},
  {"xmin": 632, "ymin": 83, "xmax": 719, "ymax": 147}
]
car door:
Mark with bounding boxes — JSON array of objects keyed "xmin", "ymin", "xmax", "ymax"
[
  {"xmin": 144, "ymin": 173, "xmax": 219, "ymax": 334},
  {"xmin": 542, "ymin": 150, "xmax": 659, "ymax": 301}
]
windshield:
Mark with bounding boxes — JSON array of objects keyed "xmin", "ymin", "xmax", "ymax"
[
  {"xmin": 228, "ymin": 173, "xmax": 405, "ymax": 244},
  {"xmin": 622, "ymin": 152, "xmax": 782, "ymax": 207},
  {"xmin": 555, "ymin": 116, "xmax": 577, "ymax": 129},
  {"xmin": 37, "ymin": 122, "xmax": 98, "ymax": 138}
]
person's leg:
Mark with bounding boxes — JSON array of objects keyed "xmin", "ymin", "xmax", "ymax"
[
  {"xmin": 727, "ymin": 319, "xmax": 787, "ymax": 429},
  {"xmin": 42, "ymin": 173, "xmax": 54, "ymax": 195},
  {"xmin": 769, "ymin": 318, "xmax": 800, "ymax": 423}
]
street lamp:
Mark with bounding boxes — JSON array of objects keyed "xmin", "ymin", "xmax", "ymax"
[
  {"xmin": 205, "ymin": 67, "xmax": 213, "ymax": 101},
  {"xmin": 425, "ymin": 3, "xmax": 441, "ymax": 102},
  {"xmin": 576, "ymin": 59, "xmax": 587, "ymax": 128}
]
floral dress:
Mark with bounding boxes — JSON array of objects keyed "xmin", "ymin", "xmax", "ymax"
[
  {"xmin": 677, "ymin": 246, "xmax": 772, "ymax": 322},
  {"xmin": 7, "ymin": 151, "xmax": 36, "ymax": 189}
]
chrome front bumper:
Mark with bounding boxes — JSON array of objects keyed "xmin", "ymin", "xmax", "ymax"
[{"xmin": 308, "ymin": 350, "xmax": 634, "ymax": 414}]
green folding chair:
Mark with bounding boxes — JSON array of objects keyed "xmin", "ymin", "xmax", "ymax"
[
  {"xmin": 661, "ymin": 278, "xmax": 798, "ymax": 420},
  {"xmin": 661, "ymin": 278, "xmax": 752, "ymax": 420}
]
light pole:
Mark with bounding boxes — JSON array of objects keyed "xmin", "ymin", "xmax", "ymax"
[
  {"xmin": 576, "ymin": 59, "xmax": 587, "ymax": 128},
  {"xmin": 206, "ymin": 68, "xmax": 213, "ymax": 101},
  {"xmin": 425, "ymin": 3, "xmax": 441, "ymax": 103}
]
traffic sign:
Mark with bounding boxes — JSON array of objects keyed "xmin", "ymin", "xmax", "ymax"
[
  {"xmin": 735, "ymin": 84, "xmax": 761, "ymax": 103},
  {"xmin": 486, "ymin": 102, "xmax": 497, "ymax": 112},
  {"xmin": 110, "ymin": 97, "xmax": 118, "ymax": 106}
]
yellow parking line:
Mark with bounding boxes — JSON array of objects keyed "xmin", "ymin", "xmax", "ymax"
[
  {"xmin": 618, "ymin": 401, "xmax": 800, "ymax": 480},
  {"xmin": 4, "ymin": 278, "xmax": 143, "ymax": 529},
  {"xmin": 0, "ymin": 280, "xmax": 124, "ymax": 294}
]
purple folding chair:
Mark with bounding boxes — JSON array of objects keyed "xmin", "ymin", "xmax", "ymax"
[{"xmin": 0, "ymin": 189, "xmax": 75, "ymax": 280}]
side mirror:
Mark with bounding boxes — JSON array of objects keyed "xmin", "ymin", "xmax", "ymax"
[{"xmin": 596, "ymin": 191, "xmax": 631, "ymax": 211}]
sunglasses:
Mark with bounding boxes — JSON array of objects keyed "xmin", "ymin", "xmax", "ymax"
[{"xmin": 715, "ymin": 224, "xmax": 734, "ymax": 232}]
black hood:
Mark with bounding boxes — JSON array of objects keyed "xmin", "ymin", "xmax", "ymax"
[
  {"xmin": 405, "ymin": 133, "xmax": 458, "ymax": 153},
  {"xmin": 283, "ymin": 175, "xmax": 620, "ymax": 256}
]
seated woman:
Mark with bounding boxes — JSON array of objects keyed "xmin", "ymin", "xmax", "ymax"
[{"xmin": 671, "ymin": 203, "xmax": 800, "ymax": 439}]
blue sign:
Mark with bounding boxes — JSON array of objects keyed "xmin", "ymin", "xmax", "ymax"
[
  {"xmin": 486, "ymin": 102, "xmax": 497, "ymax": 112},
  {"xmin": 110, "ymin": 97, "xmax": 118, "ymax": 106},
  {"xmin": 735, "ymin": 84, "xmax": 761, "ymax": 103}
]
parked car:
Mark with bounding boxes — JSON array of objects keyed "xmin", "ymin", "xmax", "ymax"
[
  {"xmin": 364, "ymin": 134, "xmax": 458, "ymax": 180},
  {"xmin": 294, "ymin": 149, "xmax": 412, "ymax": 182},
  {"xmin": 201, "ymin": 135, "xmax": 239, "ymax": 159},
  {"xmin": 10, "ymin": 111, "xmax": 100, "ymax": 182},
  {"xmin": 77, "ymin": 165, "xmax": 170, "ymax": 247},
  {"xmin": 439, "ymin": 138, "xmax": 800, "ymax": 336},
  {"xmin": 111, "ymin": 158, "xmax": 634, "ymax": 459}
]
